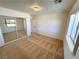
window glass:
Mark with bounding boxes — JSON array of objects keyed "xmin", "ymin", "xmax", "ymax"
[
  {"xmin": 67, "ymin": 14, "xmax": 76, "ymax": 36},
  {"xmin": 70, "ymin": 12, "xmax": 79, "ymax": 42},
  {"xmin": 5, "ymin": 19, "xmax": 16, "ymax": 27}
]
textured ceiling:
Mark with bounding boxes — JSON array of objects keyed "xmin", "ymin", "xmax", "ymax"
[{"xmin": 0, "ymin": 0, "xmax": 75, "ymax": 15}]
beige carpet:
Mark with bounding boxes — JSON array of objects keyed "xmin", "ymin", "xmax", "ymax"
[{"xmin": 0, "ymin": 33, "xmax": 64, "ymax": 59}]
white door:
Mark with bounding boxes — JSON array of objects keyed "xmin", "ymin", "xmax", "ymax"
[{"xmin": 0, "ymin": 27, "xmax": 5, "ymax": 47}]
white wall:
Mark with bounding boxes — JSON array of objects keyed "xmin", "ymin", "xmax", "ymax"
[
  {"xmin": 31, "ymin": 13, "xmax": 68, "ymax": 40},
  {"xmin": 0, "ymin": 27, "xmax": 4, "ymax": 46},
  {"xmin": 31, "ymin": 16, "xmax": 37, "ymax": 32},
  {"xmin": 64, "ymin": 0, "xmax": 79, "ymax": 59},
  {"xmin": 0, "ymin": 7, "xmax": 30, "ymax": 18},
  {"xmin": 26, "ymin": 17, "xmax": 31, "ymax": 36}
]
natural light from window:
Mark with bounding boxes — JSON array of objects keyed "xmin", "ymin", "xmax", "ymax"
[{"xmin": 6, "ymin": 19, "xmax": 16, "ymax": 27}]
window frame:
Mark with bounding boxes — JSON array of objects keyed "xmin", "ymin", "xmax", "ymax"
[{"xmin": 66, "ymin": 8, "xmax": 79, "ymax": 56}]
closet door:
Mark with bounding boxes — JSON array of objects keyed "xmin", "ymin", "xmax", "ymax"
[
  {"xmin": 16, "ymin": 18, "xmax": 26, "ymax": 39},
  {"xmin": 1, "ymin": 18, "xmax": 17, "ymax": 43}
]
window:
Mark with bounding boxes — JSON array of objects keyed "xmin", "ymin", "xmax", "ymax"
[
  {"xmin": 5, "ymin": 19, "xmax": 16, "ymax": 27},
  {"xmin": 67, "ymin": 14, "xmax": 76, "ymax": 39},
  {"xmin": 68, "ymin": 13, "xmax": 79, "ymax": 44},
  {"xmin": 66, "ymin": 11, "xmax": 79, "ymax": 55},
  {"xmin": 70, "ymin": 13, "xmax": 79, "ymax": 43}
]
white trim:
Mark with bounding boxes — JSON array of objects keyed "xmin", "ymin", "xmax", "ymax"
[
  {"xmin": 0, "ymin": 27, "xmax": 5, "ymax": 47},
  {"xmin": 66, "ymin": 35, "xmax": 74, "ymax": 53}
]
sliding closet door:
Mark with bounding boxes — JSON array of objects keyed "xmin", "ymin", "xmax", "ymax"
[
  {"xmin": 16, "ymin": 18, "xmax": 26, "ymax": 39},
  {"xmin": 0, "ymin": 16, "xmax": 27, "ymax": 44},
  {"xmin": 0, "ymin": 17, "xmax": 17, "ymax": 43}
]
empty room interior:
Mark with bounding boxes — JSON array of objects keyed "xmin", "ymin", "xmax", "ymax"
[{"xmin": 0, "ymin": 0, "xmax": 79, "ymax": 59}]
